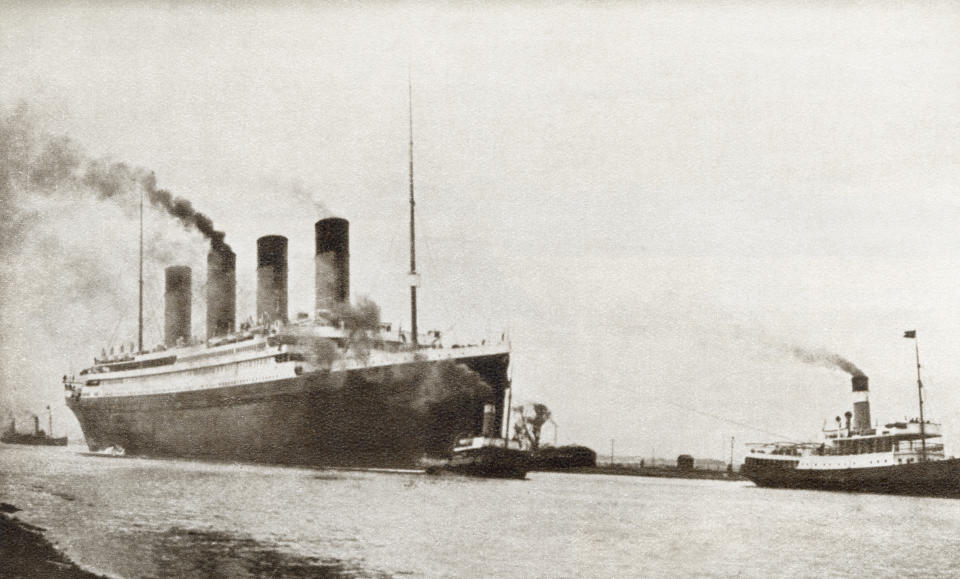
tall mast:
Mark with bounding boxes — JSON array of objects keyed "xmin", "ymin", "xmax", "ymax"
[
  {"xmin": 905, "ymin": 330, "xmax": 926, "ymax": 461},
  {"xmin": 138, "ymin": 184, "xmax": 144, "ymax": 354},
  {"xmin": 408, "ymin": 70, "xmax": 418, "ymax": 348},
  {"xmin": 914, "ymin": 335, "xmax": 926, "ymax": 461}
]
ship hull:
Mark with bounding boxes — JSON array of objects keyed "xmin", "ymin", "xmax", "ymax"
[
  {"xmin": 66, "ymin": 353, "xmax": 509, "ymax": 469},
  {"xmin": 741, "ymin": 457, "xmax": 960, "ymax": 498},
  {"xmin": 1, "ymin": 434, "xmax": 68, "ymax": 447},
  {"xmin": 444, "ymin": 446, "xmax": 531, "ymax": 479}
]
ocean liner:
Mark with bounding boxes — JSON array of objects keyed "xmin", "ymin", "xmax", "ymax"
[
  {"xmin": 64, "ymin": 102, "xmax": 512, "ymax": 469},
  {"xmin": 742, "ymin": 334, "xmax": 960, "ymax": 498}
]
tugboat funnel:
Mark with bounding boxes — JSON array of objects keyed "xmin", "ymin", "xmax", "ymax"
[{"xmin": 481, "ymin": 403, "xmax": 496, "ymax": 438}]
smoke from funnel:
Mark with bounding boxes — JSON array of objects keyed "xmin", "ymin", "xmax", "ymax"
[
  {"xmin": 788, "ymin": 346, "xmax": 865, "ymax": 377},
  {"xmin": 85, "ymin": 167, "xmax": 231, "ymax": 254},
  {"xmin": 0, "ymin": 103, "xmax": 224, "ymax": 428}
]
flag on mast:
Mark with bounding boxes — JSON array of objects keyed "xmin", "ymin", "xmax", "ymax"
[{"xmin": 904, "ymin": 330, "xmax": 916, "ymax": 339}]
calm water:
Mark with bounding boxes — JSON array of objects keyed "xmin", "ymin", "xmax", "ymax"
[{"xmin": 2, "ymin": 445, "xmax": 959, "ymax": 578}]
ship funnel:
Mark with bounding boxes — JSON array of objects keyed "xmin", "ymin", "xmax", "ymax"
[
  {"xmin": 33, "ymin": 415, "xmax": 39, "ymax": 436},
  {"xmin": 257, "ymin": 235, "xmax": 288, "ymax": 325},
  {"xmin": 164, "ymin": 266, "xmax": 192, "ymax": 347},
  {"xmin": 207, "ymin": 248, "xmax": 236, "ymax": 338},
  {"xmin": 851, "ymin": 375, "xmax": 871, "ymax": 434},
  {"xmin": 314, "ymin": 218, "xmax": 350, "ymax": 316}
]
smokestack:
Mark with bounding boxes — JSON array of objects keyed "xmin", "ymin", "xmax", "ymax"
[
  {"xmin": 33, "ymin": 415, "xmax": 39, "ymax": 436},
  {"xmin": 257, "ymin": 235, "xmax": 288, "ymax": 325},
  {"xmin": 481, "ymin": 403, "xmax": 496, "ymax": 438},
  {"xmin": 314, "ymin": 218, "xmax": 350, "ymax": 315},
  {"xmin": 852, "ymin": 375, "xmax": 871, "ymax": 434},
  {"xmin": 206, "ymin": 248, "xmax": 236, "ymax": 338},
  {"xmin": 164, "ymin": 266, "xmax": 192, "ymax": 347}
]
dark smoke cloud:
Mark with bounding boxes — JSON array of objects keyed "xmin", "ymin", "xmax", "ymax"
[
  {"xmin": 139, "ymin": 172, "xmax": 229, "ymax": 253},
  {"xmin": 788, "ymin": 346, "xmax": 865, "ymax": 377},
  {"xmin": 2, "ymin": 102, "xmax": 229, "ymax": 253},
  {"xmin": 84, "ymin": 163, "xmax": 231, "ymax": 253},
  {"xmin": 278, "ymin": 295, "xmax": 492, "ymax": 412},
  {"xmin": 0, "ymin": 103, "xmax": 216, "ymax": 427},
  {"xmin": 411, "ymin": 360, "xmax": 493, "ymax": 411},
  {"xmin": 279, "ymin": 297, "xmax": 382, "ymax": 366}
]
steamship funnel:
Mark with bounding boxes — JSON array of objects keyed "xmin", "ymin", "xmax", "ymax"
[
  {"xmin": 257, "ymin": 235, "xmax": 288, "ymax": 325},
  {"xmin": 314, "ymin": 217, "xmax": 350, "ymax": 316},
  {"xmin": 207, "ymin": 248, "xmax": 236, "ymax": 338},
  {"xmin": 164, "ymin": 266, "xmax": 192, "ymax": 347},
  {"xmin": 852, "ymin": 375, "xmax": 872, "ymax": 434}
]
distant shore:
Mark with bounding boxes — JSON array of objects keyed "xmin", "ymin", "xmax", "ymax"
[
  {"xmin": 0, "ymin": 503, "xmax": 105, "ymax": 579},
  {"xmin": 541, "ymin": 466, "xmax": 744, "ymax": 481}
]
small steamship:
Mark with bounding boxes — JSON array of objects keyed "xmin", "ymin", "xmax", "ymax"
[
  {"xmin": 64, "ymin": 103, "xmax": 514, "ymax": 470},
  {"xmin": 742, "ymin": 337, "xmax": 960, "ymax": 498},
  {"xmin": 2, "ymin": 410, "xmax": 67, "ymax": 447}
]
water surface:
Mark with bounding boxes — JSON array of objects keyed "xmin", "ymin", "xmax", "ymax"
[{"xmin": 1, "ymin": 445, "xmax": 958, "ymax": 577}]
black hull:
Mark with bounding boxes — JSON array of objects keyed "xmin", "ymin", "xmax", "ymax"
[
  {"xmin": 1, "ymin": 435, "xmax": 68, "ymax": 447},
  {"xmin": 741, "ymin": 457, "xmax": 960, "ymax": 498},
  {"xmin": 445, "ymin": 446, "xmax": 531, "ymax": 479},
  {"xmin": 66, "ymin": 353, "xmax": 509, "ymax": 469}
]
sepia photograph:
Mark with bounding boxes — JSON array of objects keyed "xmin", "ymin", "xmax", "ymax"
[{"xmin": 1, "ymin": 1, "xmax": 959, "ymax": 577}]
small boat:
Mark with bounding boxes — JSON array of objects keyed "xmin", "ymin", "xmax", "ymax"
[
  {"xmin": 440, "ymin": 403, "xmax": 532, "ymax": 479},
  {"xmin": 446, "ymin": 436, "xmax": 531, "ymax": 479}
]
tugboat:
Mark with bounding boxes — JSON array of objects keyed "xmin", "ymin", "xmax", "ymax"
[
  {"xmin": 1, "ymin": 408, "xmax": 68, "ymax": 447},
  {"xmin": 442, "ymin": 403, "xmax": 532, "ymax": 479},
  {"xmin": 742, "ymin": 331, "xmax": 960, "ymax": 498}
]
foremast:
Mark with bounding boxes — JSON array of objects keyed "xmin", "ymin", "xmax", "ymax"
[
  {"xmin": 138, "ymin": 183, "xmax": 144, "ymax": 354},
  {"xmin": 408, "ymin": 70, "xmax": 419, "ymax": 349},
  {"xmin": 904, "ymin": 329, "xmax": 926, "ymax": 460}
]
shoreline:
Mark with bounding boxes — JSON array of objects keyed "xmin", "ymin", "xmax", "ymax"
[
  {"xmin": 0, "ymin": 503, "xmax": 106, "ymax": 579},
  {"xmin": 538, "ymin": 466, "xmax": 745, "ymax": 481}
]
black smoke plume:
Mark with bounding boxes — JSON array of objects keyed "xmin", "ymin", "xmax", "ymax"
[
  {"xmin": 1, "ymin": 103, "xmax": 229, "ymax": 254},
  {"xmin": 789, "ymin": 346, "xmax": 865, "ymax": 377},
  {"xmin": 0, "ymin": 103, "xmax": 223, "ymax": 428},
  {"xmin": 278, "ymin": 295, "xmax": 493, "ymax": 411},
  {"xmin": 83, "ymin": 163, "xmax": 230, "ymax": 253},
  {"xmin": 140, "ymin": 172, "xmax": 229, "ymax": 253}
]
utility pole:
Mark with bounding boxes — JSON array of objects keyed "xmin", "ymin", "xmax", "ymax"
[{"xmin": 729, "ymin": 436, "xmax": 735, "ymax": 473}]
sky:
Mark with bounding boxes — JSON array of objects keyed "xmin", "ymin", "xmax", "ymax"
[{"xmin": 2, "ymin": 1, "xmax": 960, "ymax": 462}]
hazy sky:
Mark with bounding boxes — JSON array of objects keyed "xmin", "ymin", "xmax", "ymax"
[{"xmin": 2, "ymin": 1, "xmax": 960, "ymax": 460}]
